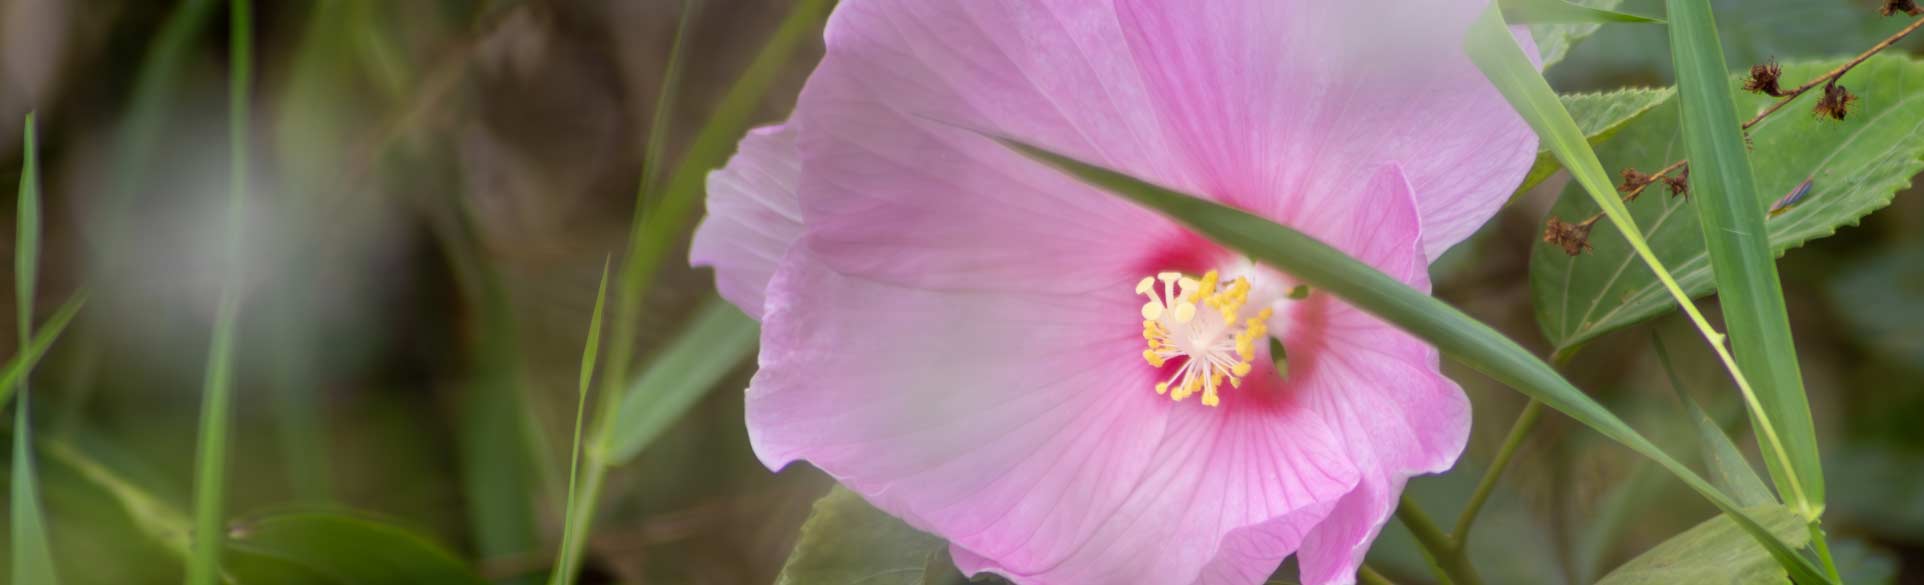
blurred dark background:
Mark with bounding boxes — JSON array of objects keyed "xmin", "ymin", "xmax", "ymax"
[{"xmin": 0, "ymin": 0, "xmax": 1919, "ymax": 583}]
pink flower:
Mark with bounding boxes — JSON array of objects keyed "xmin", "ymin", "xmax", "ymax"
[{"xmin": 690, "ymin": 1, "xmax": 1536, "ymax": 584}]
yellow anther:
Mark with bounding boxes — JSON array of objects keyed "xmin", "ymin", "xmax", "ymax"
[
  {"xmin": 1142, "ymin": 349, "xmax": 1166, "ymax": 367},
  {"xmin": 1201, "ymin": 388, "xmax": 1221, "ymax": 407},
  {"xmin": 1135, "ymin": 271, "xmax": 1290, "ymax": 409},
  {"xmin": 1155, "ymin": 381, "xmax": 1170, "ymax": 395},
  {"xmin": 1232, "ymin": 362, "xmax": 1252, "ymax": 377}
]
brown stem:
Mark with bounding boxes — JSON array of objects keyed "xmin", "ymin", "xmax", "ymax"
[
  {"xmin": 1563, "ymin": 14, "xmax": 1923, "ymax": 234},
  {"xmin": 1741, "ymin": 15, "xmax": 1924, "ymax": 128}
]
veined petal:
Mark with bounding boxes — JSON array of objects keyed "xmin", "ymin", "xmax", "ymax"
[
  {"xmin": 1114, "ymin": 0, "xmax": 1537, "ymax": 259},
  {"xmin": 690, "ymin": 124, "xmax": 804, "ymax": 319},
  {"xmin": 794, "ymin": 0, "xmax": 1198, "ymax": 292},
  {"xmin": 750, "ymin": 245, "xmax": 1172, "ymax": 576},
  {"xmin": 1279, "ymin": 167, "xmax": 1472, "ymax": 585},
  {"xmin": 948, "ymin": 378, "xmax": 1359, "ymax": 585}
]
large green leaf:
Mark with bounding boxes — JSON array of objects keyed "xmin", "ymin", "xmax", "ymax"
[
  {"xmin": 1551, "ymin": 0, "xmax": 1924, "ymax": 88},
  {"xmin": 222, "ymin": 513, "xmax": 488, "ymax": 585},
  {"xmin": 1594, "ymin": 505, "xmax": 1807, "ymax": 585},
  {"xmin": 1531, "ymin": 56, "xmax": 1924, "ymax": 353},
  {"xmin": 1517, "ymin": 88, "xmax": 1676, "ymax": 194},
  {"xmin": 774, "ymin": 488, "xmax": 968, "ymax": 585}
]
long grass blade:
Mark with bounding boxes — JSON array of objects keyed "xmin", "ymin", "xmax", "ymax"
[
  {"xmin": 990, "ymin": 135, "xmax": 1834, "ymax": 585},
  {"xmin": 554, "ymin": 0, "xmax": 830, "ymax": 579},
  {"xmin": 11, "ymin": 112, "xmax": 58, "ymax": 585},
  {"xmin": 1500, "ymin": 0, "xmax": 1662, "ymax": 24},
  {"xmin": 186, "ymin": 1, "xmax": 251, "ymax": 583},
  {"xmin": 551, "ymin": 261, "xmax": 611, "ymax": 585},
  {"xmin": 1461, "ymin": 2, "xmax": 1816, "ymax": 524},
  {"xmin": 1661, "ymin": 0, "xmax": 1824, "ymax": 518}
]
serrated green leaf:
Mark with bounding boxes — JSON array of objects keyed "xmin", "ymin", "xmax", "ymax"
[
  {"xmin": 222, "ymin": 513, "xmax": 488, "ymax": 585},
  {"xmin": 775, "ymin": 488, "xmax": 950, "ymax": 585},
  {"xmin": 603, "ymin": 297, "xmax": 758, "ymax": 463},
  {"xmin": 1517, "ymin": 87, "xmax": 1676, "ymax": 194},
  {"xmin": 1531, "ymin": 56, "xmax": 1924, "ymax": 353},
  {"xmin": 1595, "ymin": 505, "xmax": 1807, "ymax": 585}
]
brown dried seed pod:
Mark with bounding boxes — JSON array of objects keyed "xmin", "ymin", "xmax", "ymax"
[
  {"xmin": 1814, "ymin": 81, "xmax": 1859, "ymax": 121},
  {"xmin": 1883, "ymin": 0, "xmax": 1922, "ymax": 17},
  {"xmin": 1543, "ymin": 216, "xmax": 1596, "ymax": 257},
  {"xmin": 1743, "ymin": 59, "xmax": 1786, "ymax": 97}
]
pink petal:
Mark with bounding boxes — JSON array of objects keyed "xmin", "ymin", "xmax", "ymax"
[
  {"xmin": 689, "ymin": 124, "xmax": 804, "ymax": 319},
  {"xmin": 749, "ymin": 245, "xmax": 1173, "ymax": 576},
  {"xmin": 752, "ymin": 244, "xmax": 1362, "ymax": 585},
  {"xmin": 793, "ymin": 0, "xmax": 1202, "ymax": 292},
  {"xmin": 1114, "ymin": 0, "xmax": 1537, "ymax": 259},
  {"xmin": 1280, "ymin": 167, "xmax": 1473, "ymax": 585},
  {"xmin": 954, "ymin": 400, "xmax": 1358, "ymax": 585}
]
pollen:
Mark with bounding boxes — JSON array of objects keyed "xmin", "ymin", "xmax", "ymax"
[{"xmin": 1136, "ymin": 269, "xmax": 1281, "ymax": 407}]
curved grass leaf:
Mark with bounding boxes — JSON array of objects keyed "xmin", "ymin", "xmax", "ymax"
[
  {"xmin": 1595, "ymin": 505, "xmax": 1806, "ymax": 585},
  {"xmin": 223, "ymin": 513, "xmax": 487, "ymax": 585},
  {"xmin": 1654, "ymin": 334, "xmax": 1775, "ymax": 508},
  {"xmin": 604, "ymin": 297, "xmax": 757, "ymax": 463},
  {"xmin": 1531, "ymin": 57, "xmax": 1924, "ymax": 354},
  {"xmin": 1502, "ymin": 0, "xmax": 1661, "ymax": 25},
  {"xmin": 11, "ymin": 112, "xmax": 58, "ymax": 585},
  {"xmin": 187, "ymin": 2, "xmax": 252, "ymax": 583},
  {"xmin": 1516, "ymin": 87, "xmax": 1675, "ymax": 195},
  {"xmin": 775, "ymin": 488, "xmax": 951, "ymax": 585},
  {"xmin": 1663, "ymin": 0, "xmax": 1822, "ymax": 518},
  {"xmin": 989, "ymin": 133, "xmax": 1832, "ymax": 585},
  {"xmin": 1529, "ymin": 0, "xmax": 1631, "ymax": 67},
  {"xmin": 550, "ymin": 262, "xmax": 610, "ymax": 585}
]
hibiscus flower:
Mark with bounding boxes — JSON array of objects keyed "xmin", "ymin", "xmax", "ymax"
[{"xmin": 690, "ymin": 1, "xmax": 1536, "ymax": 583}]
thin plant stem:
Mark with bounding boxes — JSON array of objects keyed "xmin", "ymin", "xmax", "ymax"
[
  {"xmin": 1358, "ymin": 564, "xmax": 1399, "ymax": 585},
  {"xmin": 1584, "ymin": 13, "xmax": 1924, "ymax": 218},
  {"xmin": 1396, "ymin": 495, "xmax": 1481, "ymax": 585},
  {"xmin": 1451, "ymin": 400, "xmax": 1545, "ymax": 541},
  {"xmin": 1808, "ymin": 520, "xmax": 1842, "ymax": 583},
  {"xmin": 186, "ymin": 1, "xmax": 250, "ymax": 583}
]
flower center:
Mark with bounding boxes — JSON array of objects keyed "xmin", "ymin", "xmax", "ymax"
[{"xmin": 1136, "ymin": 269, "xmax": 1274, "ymax": 407}]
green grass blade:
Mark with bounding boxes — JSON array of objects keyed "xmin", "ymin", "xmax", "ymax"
[
  {"xmin": 551, "ymin": 261, "xmax": 611, "ymax": 585},
  {"xmin": 556, "ymin": 0, "xmax": 827, "ymax": 577},
  {"xmin": 1463, "ymin": 1, "xmax": 1815, "ymax": 524},
  {"xmin": 605, "ymin": 296, "xmax": 757, "ymax": 463},
  {"xmin": 990, "ymin": 135, "xmax": 1834, "ymax": 585},
  {"xmin": 0, "ymin": 298, "xmax": 83, "ymax": 410},
  {"xmin": 604, "ymin": 0, "xmax": 829, "ymax": 403},
  {"xmin": 12, "ymin": 112, "xmax": 57, "ymax": 585},
  {"xmin": 1662, "ymin": 0, "xmax": 1823, "ymax": 517},
  {"xmin": 1500, "ymin": 0, "xmax": 1662, "ymax": 24},
  {"xmin": 1653, "ymin": 333, "xmax": 1776, "ymax": 508},
  {"xmin": 639, "ymin": 0, "xmax": 701, "ymax": 196},
  {"xmin": 12, "ymin": 393, "xmax": 58, "ymax": 585},
  {"xmin": 186, "ymin": 1, "xmax": 251, "ymax": 583},
  {"xmin": 18, "ymin": 114, "xmax": 40, "ymax": 345},
  {"xmin": 106, "ymin": 0, "xmax": 220, "ymax": 235}
]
